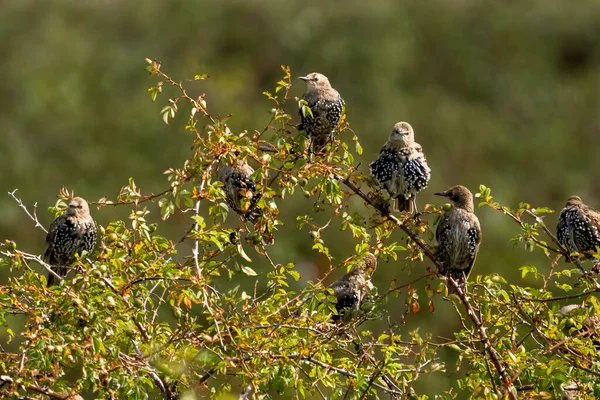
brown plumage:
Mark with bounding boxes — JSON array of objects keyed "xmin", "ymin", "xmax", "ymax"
[
  {"xmin": 44, "ymin": 197, "xmax": 97, "ymax": 286},
  {"xmin": 434, "ymin": 186, "xmax": 481, "ymax": 292},
  {"xmin": 298, "ymin": 72, "xmax": 345, "ymax": 154},
  {"xmin": 218, "ymin": 159, "xmax": 261, "ymax": 222},
  {"xmin": 557, "ymin": 195, "xmax": 600, "ymax": 259},
  {"xmin": 370, "ymin": 122, "xmax": 431, "ymax": 214},
  {"xmin": 328, "ymin": 254, "xmax": 377, "ymax": 322}
]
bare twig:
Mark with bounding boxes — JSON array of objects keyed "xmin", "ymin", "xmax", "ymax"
[
  {"xmin": 0, "ymin": 249, "xmax": 63, "ymax": 284},
  {"xmin": 9, "ymin": 189, "xmax": 48, "ymax": 233},
  {"xmin": 239, "ymin": 385, "xmax": 252, "ymax": 400}
]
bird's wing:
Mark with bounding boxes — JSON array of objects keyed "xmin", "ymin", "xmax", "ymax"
[
  {"xmin": 370, "ymin": 147, "xmax": 401, "ymax": 184},
  {"xmin": 458, "ymin": 220, "xmax": 481, "ymax": 278},
  {"xmin": 44, "ymin": 215, "xmax": 78, "ymax": 264},
  {"xmin": 556, "ymin": 208, "xmax": 569, "ymax": 247},
  {"xmin": 401, "ymin": 156, "xmax": 430, "ymax": 190},
  {"xmin": 329, "ymin": 280, "xmax": 356, "ymax": 311},
  {"xmin": 43, "ymin": 215, "xmax": 63, "ymax": 263},
  {"xmin": 435, "ymin": 213, "xmax": 450, "ymax": 249},
  {"xmin": 587, "ymin": 207, "xmax": 600, "ymax": 236}
]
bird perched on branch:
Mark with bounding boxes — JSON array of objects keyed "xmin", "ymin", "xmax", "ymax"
[
  {"xmin": 44, "ymin": 197, "xmax": 97, "ymax": 287},
  {"xmin": 434, "ymin": 186, "xmax": 481, "ymax": 293},
  {"xmin": 556, "ymin": 196, "xmax": 600, "ymax": 260},
  {"xmin": 218, "ymin": 159, "xmax": 262, "ymax": 223},
  {"xmin": 558, "ymin": 304, "xmax": 600, "ymax": 340},
  {"xmin": 370, "ymin": 121, "xmax": 431, "ymax": 215},
  {"xmin": 328, "ymin": 253, "xmax": 377, "ymax": 322},
  {"xmin": 298, "ymin": 72, "xmax": 345, "ymax": 154},
  {"xmin": 556, "ymin": 303, "xmax": 600, "ymax": 399}
]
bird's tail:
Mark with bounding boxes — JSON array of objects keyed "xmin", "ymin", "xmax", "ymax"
[
  {"xmin": 310, "ymin": 134, "xmax": 334, "ymax": 155},
  {"xmin": 395, "ymin": 197, "xmax": 413, "ymax": 214},
  {"xmin": 47, "ymin": 266, "xmax": 67, "ymax": 287},
  {"xmin": 244, "ymin": 193, "xmax": 263, "ymax": 223}
]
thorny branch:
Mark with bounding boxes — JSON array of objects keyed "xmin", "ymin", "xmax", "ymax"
[
  {"xmin": 338, "ymin": 174, "xmax": 518, "ymax": 399},
  {"xmin": 509, "ymin": 293, "xmax": 600, "ymax": 379},
  {"xmin": 0, "ymin": 249, "xmax": 63, "ymax": 284},
  {"xmin": 485, "ymin": 201, "xmax": 584, "ymax": 272},
  {"xmin": 9, "ymin": 189, "xmax": 48, "ymax": 233}
]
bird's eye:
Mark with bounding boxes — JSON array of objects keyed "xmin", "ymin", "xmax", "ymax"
[{"xmin": 313, "ymin": 76, "xmax": 319, "ymax": 82}]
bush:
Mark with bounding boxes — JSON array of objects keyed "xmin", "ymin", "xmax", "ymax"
[{"xmin": 1, "ymin": 60, "xmax": 599, "ymax": 400}]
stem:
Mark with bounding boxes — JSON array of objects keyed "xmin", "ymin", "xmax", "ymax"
[{"xmin": 338, "ymin": 174, "xmax": 518, "ymax": 399}]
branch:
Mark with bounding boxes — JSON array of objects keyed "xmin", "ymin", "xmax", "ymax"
[
  {"xmin": 0, "ymin": 249, "xmax": 63, "ymax": 284},
  {"xmin": 447, "ymin": 277, "xmax": 517, "ymax": 399},
  {"xmin": 338, "ymin": 175, "xmax": 517, "ymax": 399},
  {"xmin": 221, "ymin": 353, "xmax": 406, "ymax": 396},
  {"xmin": 96, "ymin": 187, "xmax": 172, "ymax": 207},
  {"xmin": 524, "ymin": 209, "xmax": 585, "ymax": 272},
  {"xmin": 336, "ymin": 175, "xmax": 439, "ymax": 264},
  {"xmin": 238, "ymin": 385, "xmax": 252, "ymax": 400},
  {"xmin": 9, "ymin": 189, "xmax": 48, "ymax": 233},
  {"xmin": 510, "ymin": 293, "xmax": 600, "ymax": 378},
  {"xmin": 129, "ymin": 341, "xmax": 177, "ymax": 400},
  {"xmin": 0, "ymin": 375, "xmax": 82, "ymax": 400}
]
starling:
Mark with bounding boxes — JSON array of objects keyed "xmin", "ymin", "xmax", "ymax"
[
  {"xmin": 434, "ymin": 186, "xmax": 481, "ymax": 292},
  {"xmin": 328, "ymin": 253, "xmax": 377, "ymax": 322},
  {"xmin": 370, "ymin": 122, "xmax": 431, "ymax": 214},
  {"xmin": 556, "ymin": 196, "xmax": 600, "ymax": 259},
  {"xmin": 44, "ymin": 197, "xmax": 97, "ymax": 287},
  {"xmin": 218, "ymin": 159, "xmax": 262, "ymax": 222},
  {"xmin": 557, "ymin": 304, "xmax": 600, "ymax": 341},
  {"xmin": 298, "ymin": 72, "xmax": 345, "ymax": 154},
  {"xmin": 556, "ymin": 304, "xmax": 600, "ymax": 399}
]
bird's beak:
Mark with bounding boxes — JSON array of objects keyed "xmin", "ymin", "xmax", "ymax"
[
  {"xmin": 298, "ymin": 76, "xmax": 309, "ymax": 81},
  {"xmin": 434, "ymin": 191, "xmax": 448, "ymax": 197}
]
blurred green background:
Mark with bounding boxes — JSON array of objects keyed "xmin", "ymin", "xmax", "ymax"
[{"xmin": 1, "ymin": 0, "xmax": 600, "ymax": 396}]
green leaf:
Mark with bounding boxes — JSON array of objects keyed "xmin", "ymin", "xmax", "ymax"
[
  {"xmin": 237, "ymin": 243, "xmax": 253, "ymax": 263},
  {"xmin": 241, "ymin": 265, "xmax": 257, "ymax": 276}
]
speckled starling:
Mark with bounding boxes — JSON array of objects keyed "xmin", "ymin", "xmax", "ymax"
[
  {"xmin": 328, "ymin": 253, "xmax": 377, "ymax": 321},
  {"xmin": 558, "ymin": 304, "xmax": 600, "ymax": 337},
  {"xmin": 557, "ymin": 196, "xmax": 600, "ymax": 259},
  {"xmin": 434, "ymin": 186, "xmax": 481, "ymax": 291},
  {"xmin": 44, "ymin": 197, "xmax": 97, "ymax": 287},
  {"xmin": 557, "ymin": 303, "xmax": 600, "ymax": 355},
  {"xmin": 218, "ymin": 159, "xmax": 261, "ymax": 222},
  {"xmin": 298, "ymin": 72, "xmax": 345, "ymax": 154},
  {"xmin": 370, "ymin": 122, "xmax": 431, "ymax": 214}
]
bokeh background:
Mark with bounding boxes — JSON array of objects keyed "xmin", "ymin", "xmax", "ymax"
[{"xmin": 1, "ymin": 0, "xmax": 600, "ymax": 397}]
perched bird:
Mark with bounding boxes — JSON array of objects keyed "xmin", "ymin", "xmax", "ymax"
[
  {"xmin": 556, "ymin": 196, "xmax": 600, "ymax": 259},
  {"xmin": 557, "ymin": 304, "xmax": 600, "ymax": 341},
  {"xmin": 218, "ymin": 159, "xmax": 262, "ymax": 222},
  {"xmin": 44, "ymin": 197, "xmax": 97, "ymax": 287},
  {"xmin": 328, "ymin": 253, "xmax": 377, "ymax": 322},
  {"xmin": 370, "ymin": 122, "xmax": 431, "ymax": 214},
  {"xmin": 556, "ymin": 304, "xmax": 600, "ymax": 399},
  {"xmin": 298, "ymin": 72, "xmax": 345, "ymax": 154},
  {"xmin": 434, "ymin": 186, "xmax": 481, "ymax": 292}
]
